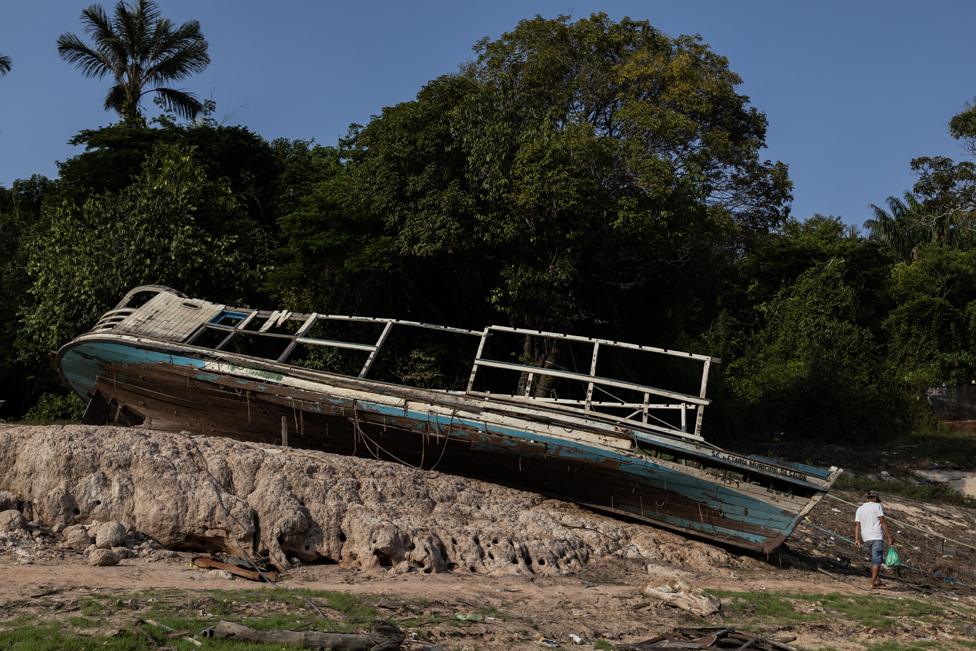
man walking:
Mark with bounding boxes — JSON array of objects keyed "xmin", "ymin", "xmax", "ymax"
[{"xmin": 854, "ymin": 490, "xmax": 893, "ymax": 588}]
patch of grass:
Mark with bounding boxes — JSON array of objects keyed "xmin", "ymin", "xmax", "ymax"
[
  {"xmin": 132, "ymin": 588, "xmax": 381, "ymax": 643},
  {"xmin": 0, "ymin": 588, "xmax": 386, "ymax": 651},
  {"xmin": 0, "ymin": 615, "xmax": 38, "ymax": 628},
  {"xmin": 899, "ymin": 426, "xmax": 976, "ymax": 470},
  {"xmin": 593, "ymin": 640, "xmax": 614, "ymax": 650},
  {"xmin": 0, "ymin": 624, "xmax": 144, "ymax": 650},
  {"xmin": 864, "ymin": 642, "xmax": 940, "ymax": 650},
  {"xmin": 716, "ymin": 591, "xmax": 816, "ymax": 623},
  {"xmin": 714, "ymin": 591, "xmax": 944, "ymax": 629},
  {"xmin": 835, "ymin": 474, "xmax": 976, "ymax": 507},
  {"xmin": 78, "ymin": 595, "xmax": 110, "ymax": 617}
]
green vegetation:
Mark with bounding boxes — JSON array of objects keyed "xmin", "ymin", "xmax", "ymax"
[
  {"xmin": 715, "ymin": 590, "xmax": 945, "ymax": 629},
  {"xmin": 836, "ymin": 474, "xmax": 976, "ymax": 507},
  {"xmin": 0, "ymin": 587, "xmax": 514, "ymax": 650},
  {"xmin": 1, "ymin": 10, "xmax": 976, "ymax": 452},
  {"xmin": 0, "ymin": 588, "xmax": 381, "ymax": 651},
  {"xmin": 22, "ymin": 392, "xmax": 86, "ymax": 424}
]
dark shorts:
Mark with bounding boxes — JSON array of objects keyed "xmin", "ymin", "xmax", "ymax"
[{"xmin": 865, "ymin": 539, "xmax": 884, "ymax": 565}]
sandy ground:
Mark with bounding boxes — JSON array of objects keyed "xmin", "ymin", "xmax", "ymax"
[{"xmin": 1, "ymin": 546, "xmax": 974, "ymax": 650}]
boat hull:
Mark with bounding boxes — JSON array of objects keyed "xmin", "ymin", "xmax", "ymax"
[{"xmin": 58, "ymin": 335, "xmax": 826, "ymax": 553}]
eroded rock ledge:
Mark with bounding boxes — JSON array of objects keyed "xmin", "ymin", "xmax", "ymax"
[{"xmin": 0, "ymin": 425, "xmax": 732, "ymax": 573}]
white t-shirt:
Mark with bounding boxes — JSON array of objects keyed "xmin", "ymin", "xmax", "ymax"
[{"xmin": 854, "ymin": 501, "xmax": 885, "ymax": 541}]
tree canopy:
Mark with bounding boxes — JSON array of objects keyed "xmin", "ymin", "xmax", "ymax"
[{"xmin": 275, "ymin": 14, "xmax": 790, "ymax": 342}]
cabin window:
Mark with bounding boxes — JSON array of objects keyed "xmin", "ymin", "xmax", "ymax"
[
  {"xmin": 189, "ymin": 326, "xmax": 231, "ymax": 349},
  {"xmin": 243, "ymin": 317, "xmax": 270, "ymax": 332},
  {"xmin": 287, "ymin": 342, "xmax": 368, "ymax": 375},
  {"xmin": 210, "ymin": 310, "xmax": 248, "ymax": 327},
  {"xmin": 220, "ymin": 331, "xmax": 291, "ymax": 360},
  {"xmin": 266, "ymin": 317, "xmax": 307, "ymax": 335}
]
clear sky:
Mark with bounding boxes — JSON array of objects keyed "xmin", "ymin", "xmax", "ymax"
[{"xmin": 1, "ymin": 1, "xmax": 974, "ymax": 226}]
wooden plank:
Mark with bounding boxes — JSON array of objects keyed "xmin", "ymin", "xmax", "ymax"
[{"xmin": 116, "ymin": 292, "xmax": 223, "ymax": 342}]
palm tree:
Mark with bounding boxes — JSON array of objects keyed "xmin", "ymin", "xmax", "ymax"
[
  {"xmin": 0, "ymin": 54, "xmax": 10, "ymax": 77},
  {"xmin": 865, "ymin": 193, "xmax": 928, "ymax": 261},
  {"xmin": 57, "ymin": 0, "xmax": 210, "ymax": 124}
]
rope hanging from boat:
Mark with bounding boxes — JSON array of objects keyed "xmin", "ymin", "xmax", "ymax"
[
  {"xmin": 427, "ymin": 409, "xmax": 455, "ymax": 472},
  {"xmin": 350, "ymin": 401, "xmax": 429, "ymax": 470}
]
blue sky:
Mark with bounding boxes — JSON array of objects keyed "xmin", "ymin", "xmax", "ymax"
[{"xmin": 1, "ymin": 1, "xmax": 974, "ymax": 226}]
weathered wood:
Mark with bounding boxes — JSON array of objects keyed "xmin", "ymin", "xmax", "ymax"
[
  {"xmin": 205, "ymin": 620, "xmax": 404, "ymax": 650},
  {"xmin": 191, "ymin": 556, "xmax": 278, "ymax": 582}
]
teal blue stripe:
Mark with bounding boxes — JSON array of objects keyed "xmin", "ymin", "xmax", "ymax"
[{"xmin": 361, "ymin": 400, "xmax": 794, "ymax": 531}]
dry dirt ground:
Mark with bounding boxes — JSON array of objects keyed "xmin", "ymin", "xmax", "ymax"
[{"xmin": 0, "ymin": 425, "xmax": 975, "ymax": 650}]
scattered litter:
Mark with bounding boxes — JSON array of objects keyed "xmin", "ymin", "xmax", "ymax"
[
  {"xmin": 454, "ymin": 612, "xmax": 484, "ymax": 622},
  {"xmin": 643, "ymin": 580, "xmax": 721, "ymax": 616},
  {"xmin": 569, "ymin": 633, "xmax": 583, "ymax": 644},
  {"xmin": 537, "ymin": 638, "xmax": 559, "ymax": 648},
  {"xmin": 933, "ymin": 569, "xmax": 962, "ymax": 585}
]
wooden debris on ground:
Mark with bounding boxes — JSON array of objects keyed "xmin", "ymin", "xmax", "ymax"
[
  {"xmin": 191, "ymin": 555, "xmax": 279, "ymax": 582},
  {"xmin": 618, "ymin": 626, "xmax": 797, "ymax": 650},
  {"xmin": 203, "ymin": 620, "xmax": 405, "ymax": 650}
]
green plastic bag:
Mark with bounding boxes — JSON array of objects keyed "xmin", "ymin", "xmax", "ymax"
[{"xmin": 885, "ymin": 546, "xmax": 901, "ymax": 567}]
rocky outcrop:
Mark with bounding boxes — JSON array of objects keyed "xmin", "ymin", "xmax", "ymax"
[{"xmin": 0, "ymin": 425, "xmax": 734, "ymax": 573}]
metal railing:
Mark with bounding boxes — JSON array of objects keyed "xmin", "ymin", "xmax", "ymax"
[
  {"xmin": 105, "ymin": 288, "xmax": 719, "ymax": 442},
  {"xmin": 464, "ymin": 326, "xmax": 718, "ymax": 439}
]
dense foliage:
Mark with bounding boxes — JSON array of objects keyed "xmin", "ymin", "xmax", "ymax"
[{"xmin": 2, "ymin": 13, "xmax": 974, "ymax": 445}]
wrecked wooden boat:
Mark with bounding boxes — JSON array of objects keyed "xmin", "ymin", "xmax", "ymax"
[{"xmin": 57, "ymin": 285, "xmax": 840, "ymax": 553}]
